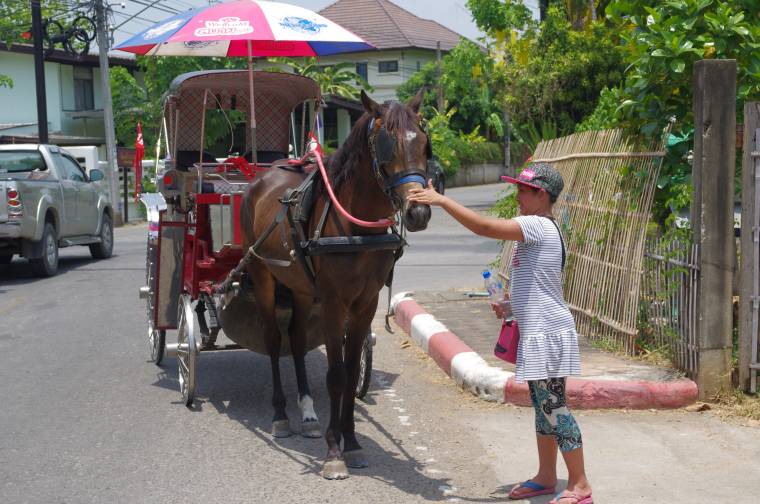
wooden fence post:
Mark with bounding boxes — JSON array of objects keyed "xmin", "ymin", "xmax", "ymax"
[
  {"xmin": 692, "ymin": 60, "xmax": 736, "ymax": 399},
  {"xmin": 739, "ymin": 102, "xmax": 760, "ymax": 392}
]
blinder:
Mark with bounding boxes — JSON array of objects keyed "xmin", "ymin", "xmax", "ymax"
[{"xmin": 367, "ymin": 118, "xmax": 429, "ymax": 194}]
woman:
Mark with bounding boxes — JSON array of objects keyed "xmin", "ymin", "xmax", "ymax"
[{"xmin": 407, "ymin": 162, "xmax": 593, "ymax": 504}]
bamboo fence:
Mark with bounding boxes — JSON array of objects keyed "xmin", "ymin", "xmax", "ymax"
[{"xmin": 498, "ymin": 129, "xmax": 667, "ymax": 354}]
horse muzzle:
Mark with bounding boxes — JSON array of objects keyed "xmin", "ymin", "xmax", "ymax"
[{"xmin": 404, "ymin": 201, "xmax": 431, "ymax": 232}]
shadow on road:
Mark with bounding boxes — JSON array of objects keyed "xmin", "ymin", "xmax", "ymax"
[{"xmin": 149, "ymin": 347, "xmax": 455, "ymax": 499}]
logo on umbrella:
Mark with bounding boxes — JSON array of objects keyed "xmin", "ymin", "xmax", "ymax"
[
  {"xmin": 144, "ymin": 19, "xmax": 184, "ymax": 40},
  {"xmin": 194, "ymin": 17, "xmax": 254, "ymax": 37},
  {"xmin": 279, "ymin": 17, "xmax": 327, "ymax": 34}
]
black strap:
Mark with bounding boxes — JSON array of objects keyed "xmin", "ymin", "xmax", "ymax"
[{"xmin": 547, "ymin": 218, "xmax": 566, "ymax": 270}]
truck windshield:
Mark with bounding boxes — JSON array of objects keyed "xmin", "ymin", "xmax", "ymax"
[{"xmin": 0, "ymin": 151, "xmax": 47, "ymax": 173}]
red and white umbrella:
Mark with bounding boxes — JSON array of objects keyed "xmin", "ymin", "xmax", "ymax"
[{"xmin": 114, "ymin": 0, "xmax": 374, "ymax": 162}]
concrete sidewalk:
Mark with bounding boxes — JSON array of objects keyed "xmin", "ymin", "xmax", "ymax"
[{"xmin": 391, "ymin": 290, "xmax": 698, "ymax": 409}]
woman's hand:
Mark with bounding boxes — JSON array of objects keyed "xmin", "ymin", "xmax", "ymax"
[{"xmin": 408, "ymin": 179, "xmax": 446, "ymax": 207}]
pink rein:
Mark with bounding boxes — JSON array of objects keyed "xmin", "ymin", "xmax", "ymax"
[{"xmin": 312, "ymin": 149, "xmax": 394, "ymax": 228}]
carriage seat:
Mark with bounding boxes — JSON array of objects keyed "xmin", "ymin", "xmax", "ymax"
[{"xmin": 175, "ymin": 150, "xmax": 218, "ymax": 171}]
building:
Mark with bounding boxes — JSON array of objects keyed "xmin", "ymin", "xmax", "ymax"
[
  {"xmin": 314, "ymin": 0, "xmax": 467, "ymax": 147},
  {"xmin": 0, "ymin": 43, "xmax": 137, "ymax": 147},
  {"xmin": 318, "ymin": 0, "xmax": 465, "ymax": 103}
]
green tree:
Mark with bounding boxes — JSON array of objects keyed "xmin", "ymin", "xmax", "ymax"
[
  {"xmin": 397, "ymin": 40, "xmax": 502, "ymax": 138},
  {"xmin": 498, "ymin": 7, "xmax": 625, "ymax": 140},
  {"xmin": 606, "ymin": 0, "xmax": 760, "ymax": 138},
  {"xmin": 267, "ymin": 57, "xmax": 372, "ymax": 99},
  {"xmin": 0, "ymin": 1, "xmax": 67, "ymax": 87},
  {"xmin": 597, "ymin": 0, "xmax": 760, "ymax": 225}
]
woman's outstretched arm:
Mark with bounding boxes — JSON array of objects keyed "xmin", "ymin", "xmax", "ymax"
[{"xmin": 407, "ymin": 180, "xmax": 524, "ymax": 241}]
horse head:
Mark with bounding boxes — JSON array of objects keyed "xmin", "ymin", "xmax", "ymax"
[{"xmin": 360, "ymin": 89, "xmax": 432, "ymax": 232}]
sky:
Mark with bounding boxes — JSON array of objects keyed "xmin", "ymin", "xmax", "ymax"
[{"xmin": 105, "ymin": 0, "xmax": 540, "ymax": 54}]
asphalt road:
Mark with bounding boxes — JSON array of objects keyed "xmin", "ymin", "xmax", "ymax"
[{"xmin": 2, "ymin": 183, "xmax": 759, "ymax": 503}]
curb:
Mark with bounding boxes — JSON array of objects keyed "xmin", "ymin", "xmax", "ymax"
[{"xmin": 390, "ymin": 293, "xmax": 698, "ymax": 409}]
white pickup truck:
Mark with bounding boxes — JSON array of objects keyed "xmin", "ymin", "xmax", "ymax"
[{"xmin": 0, "ymin": 144, "xmax": 114, "ymax": 276}]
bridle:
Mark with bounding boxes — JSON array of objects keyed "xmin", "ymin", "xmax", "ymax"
[{"xmin": 367, "ymin": 117, "xmax": 430, "ymax": 207}]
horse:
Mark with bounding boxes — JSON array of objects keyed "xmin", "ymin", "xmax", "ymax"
[{"xmin": 240, "ymin": 89, "xmax": 431, "ymax": 479}]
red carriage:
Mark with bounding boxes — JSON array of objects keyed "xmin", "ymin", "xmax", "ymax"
[{"xmin": 140, "ymin": 70, "xmax": 374, "ymax": 406}]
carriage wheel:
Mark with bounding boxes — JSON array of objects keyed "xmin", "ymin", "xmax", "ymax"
[
  {"xmin": 176, "ymin": 294, "xmax": 199, "ymax": 407},
  {"xmin": 145, "ymin": 239, "xmax": 165, "ymax": 365},
  {"xmin": 355, "ymin": 331, "xmax": 373, "ymax": 399}
]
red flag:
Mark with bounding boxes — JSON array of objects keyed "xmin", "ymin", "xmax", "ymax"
[{"xmin": 133, "ymin": 122, "xmax": 144, "ymax": 200}]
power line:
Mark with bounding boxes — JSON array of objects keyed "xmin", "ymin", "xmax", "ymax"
[{"xmin": 111, "ymin": 0, "xmax": 166, "ymax": 30}]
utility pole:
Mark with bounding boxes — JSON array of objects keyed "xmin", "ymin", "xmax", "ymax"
[
  {"xmin": 94, "ymin": 0, "xmax": 122, "ymax": 225},
  {"xmin": 436, "ymin": 41, "xmax": 443, "ymax": 111},
  {"xmin": 30, "ymin": 0, "xmax": 48, "ymax": 144}
]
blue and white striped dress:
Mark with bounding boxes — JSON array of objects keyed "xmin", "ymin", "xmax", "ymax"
[{"xmin": 509, "ymin": 216, "xmax": 581, "ymax": 383}]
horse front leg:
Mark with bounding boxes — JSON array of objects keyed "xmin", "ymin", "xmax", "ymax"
[
  {"xmin": 340, "ymin": 300, "xmax": 376, "ymax": 469},
  {"xmin": 321, "ymin": 298, "xmax": 349, "ymax": 480},
  {"xmin": 252, "ymin": 273, "xmax": 291, "ymax": 438},
  {"xmin": 290, "ymin": 294, "xmax": 321, "ymax": 438}
]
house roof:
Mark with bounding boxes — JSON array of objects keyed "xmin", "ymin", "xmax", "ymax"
[{"xmin": 319, "ymin": 0, "xmax": 465, "ymax": 52}]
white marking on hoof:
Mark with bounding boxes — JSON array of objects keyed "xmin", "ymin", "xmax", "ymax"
[
  {"xmin": 322, "ymin": 459, "xmax": 349, "ymax": 480},
  {"xmin": 298, "ymin": 395, "xmax": 318, "ymax": 422}
]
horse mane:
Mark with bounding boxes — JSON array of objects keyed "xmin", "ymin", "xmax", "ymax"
[{"xmin": 324, "ymin": 101, "xmax": 419, "ymax": 191}]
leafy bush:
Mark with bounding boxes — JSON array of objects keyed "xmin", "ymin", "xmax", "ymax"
[
  {"xmin": 426, "ymin": 105, "xmax": 503, "ymax": 176},
  {"xmin": 606, "ymin": 0, "xmax": 760, "ymax": 138},
  {"xmin": 397, "ymin": 40, "xmax": 503, "ymax": 139}
]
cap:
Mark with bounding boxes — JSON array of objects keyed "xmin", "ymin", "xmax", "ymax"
[{"xmin": 501, "ymin": 162, "xmax": 564, "ymax": 199}]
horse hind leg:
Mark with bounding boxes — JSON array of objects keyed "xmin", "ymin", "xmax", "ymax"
[
  {"xmin": 254, "ymin": 271, "xmax": 292, "ymax": 438},
  {"xmin": 289, "ymin": 292, "xmax": 321, "ymax": 438},
  {"xmin": 339, "ymin": 301, "xmax": 376, "ymax": 469}
]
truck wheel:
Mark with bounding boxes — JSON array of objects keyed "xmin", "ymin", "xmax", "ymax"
[
  {"xmin": 89, "ymin": 214, "xmax": 113, "ymax": 259},
  {"xmin": 30, "ymin": 223, "xmax": 58, "ymax": 277}
]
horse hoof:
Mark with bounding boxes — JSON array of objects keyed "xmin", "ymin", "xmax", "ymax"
[
  {"xmin": 322, "ymin": 459, "xmax": 349, "ymax": 480},
  {"xmin": 272, "ymin": 419, "xmax": 292, "ymax": 438},
  {"xmin": 343, "ymin": 449, "xmax": 369, "ymax": 469},
  {"xmin": 301, "ymin": 420, "xmax": 322, "ymax": 438}
]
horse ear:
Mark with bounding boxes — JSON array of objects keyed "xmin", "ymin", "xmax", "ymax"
[
  {"xmin": 361, "ymin": 90, "xmax": 381, "ymax": 117},
  {"xmin": 407, "ymin": 88, "xmax": 425, "ymax": 114}
]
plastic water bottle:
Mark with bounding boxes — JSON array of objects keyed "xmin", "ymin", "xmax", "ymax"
[{"xmin": 482, "ymin": 270, "xmax": 504, "ymax": 303}]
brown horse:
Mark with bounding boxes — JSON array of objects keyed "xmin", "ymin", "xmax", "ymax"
[{"xmin": 240, "ymin": 89, "xmax": 431, "ymax": 478}]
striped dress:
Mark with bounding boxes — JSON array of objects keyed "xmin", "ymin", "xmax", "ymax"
[{"xmin": 509, "ymin": 215, "xmax": 581, "ymax": 383}]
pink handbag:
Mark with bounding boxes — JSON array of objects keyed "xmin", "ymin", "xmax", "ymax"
[{"xmin": 494, "ymin": 319, "xmax": 519, "ymax": 364}]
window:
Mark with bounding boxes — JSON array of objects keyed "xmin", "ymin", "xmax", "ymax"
[
  {"xmin": 355, "ymin": 62, "xmax": 368, "ymax": 82},
  {"xmin": 73, "ymin": 66, "xmax": 94, "ymax": 111},
  {"xmin": 378, "ymin": 60, "xmax": 398, "ymax": 73},
  {"xmin": 60, "ymin": 155, "xmax": 87, "ymax": 182},
  {"xmin": 0, "ymin": 151, "xmax": 46, "ymax": 173}
]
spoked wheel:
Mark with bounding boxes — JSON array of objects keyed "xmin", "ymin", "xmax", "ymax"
[
  {"xmin": 355, "ymin": 331, "xmax": 374, "ymax": 399},
  {"xmin": 145, "ymin": 239, "xmax": 165, "ymax": 365},
  {"xmin": 176, "ymin": 293, "xmax": 199, "ymax": 407}
]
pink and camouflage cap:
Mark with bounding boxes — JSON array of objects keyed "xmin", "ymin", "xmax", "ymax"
[{"xmin": 501, "ymin": 162, "xmax": 564, "ymax": 198}]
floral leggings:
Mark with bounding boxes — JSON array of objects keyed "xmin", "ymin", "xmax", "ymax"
[{"xmin": 528, "ymin": 378, "xmax": 583, "ymax": 453}]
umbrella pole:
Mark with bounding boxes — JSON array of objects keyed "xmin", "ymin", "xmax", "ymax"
[{"xmin": 248, "ymin": 40, "xmax": 257, "ymax": 165}]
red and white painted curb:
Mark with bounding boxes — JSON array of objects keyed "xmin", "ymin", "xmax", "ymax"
[{"xmin": 390, "ymin": 293, "xmax": 698, "ymax": 409}]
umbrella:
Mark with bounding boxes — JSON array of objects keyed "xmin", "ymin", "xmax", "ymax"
[{"xmin": 114, "ymin": 0, "xmax": 374, "ymax": 162}]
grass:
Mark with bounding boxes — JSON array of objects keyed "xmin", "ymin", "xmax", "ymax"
[{"xmin": 708, "ymin": 388, "xmax": 760, "ymax": 422}]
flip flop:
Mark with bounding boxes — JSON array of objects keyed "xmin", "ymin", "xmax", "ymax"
[
  {"xmin": 508, "ymin": 480, "xmax": 556, "ymax": 500},
  {"xmin": 549, "ymin": 490, "xmax": 593, "ymax": 504}
]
